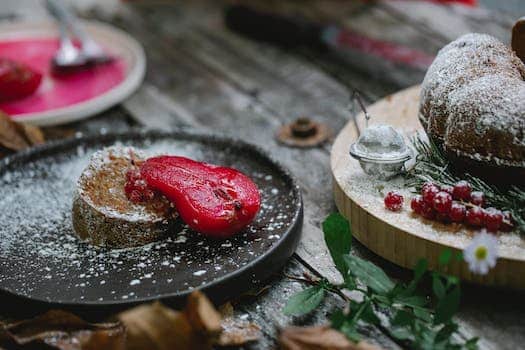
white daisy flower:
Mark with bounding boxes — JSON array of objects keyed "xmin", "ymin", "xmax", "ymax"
[{"xmin": 464, "ymin": 230, "xmax": 498, "ymax": 275}]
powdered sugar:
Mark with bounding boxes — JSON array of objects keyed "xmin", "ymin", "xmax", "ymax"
[
  {"xmin": 420, "ymin": 33, "xmax": 525, "ymax": 167},
  {"xmin": 0, "ymin": 134, "xmax": 300, "ymax": 304},
  {"xmin": 335, "ymin": 155, "xmax": 525, "ymax": 260}
]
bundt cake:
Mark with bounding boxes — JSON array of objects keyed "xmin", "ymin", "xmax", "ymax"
[
  {"xmin": 72, "ymin": 146, "xmax": 179, "ymax": 248},
  {"xmin": 419, "ymin": 33, "xmax": 525, "ymax": 183}
]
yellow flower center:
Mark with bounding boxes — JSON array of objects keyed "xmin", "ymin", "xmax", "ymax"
[{"xmin": 475, "ymin": 246, "xmax": 488, "ymax": 261}]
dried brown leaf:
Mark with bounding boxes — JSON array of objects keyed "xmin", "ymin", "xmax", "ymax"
[
  {"xmin": 279, "ymin": 325, "xmax": 382, "ymax": 350},
  {"xmin": 0, "ymin": 112, "xmax": 29, "ymax": 151},
  {"xmin": 117, "ymin": 291, "xmax": 221, "ymax": 350},
  {"xmin": 184, "ymin": 290, "xmax": 222, "ymax": 336},
  {"xmin": 216, "ymin": 303, "xmax": 261, "ymax": 347},
  {"xmin": 117, "ymin": 301, "xmax": 205, "ymax": 350},
  {"xmin": 16, "ymin": 123, "xmax": 44, "ymax": 146},
  {"xmin": 0, "ymin": 310, "xmax": 125, "ymax": 350}
]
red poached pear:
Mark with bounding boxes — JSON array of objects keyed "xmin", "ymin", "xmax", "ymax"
[{"xmin": 140, "ymin": 156, "xmax": 261, "ymax": 238}]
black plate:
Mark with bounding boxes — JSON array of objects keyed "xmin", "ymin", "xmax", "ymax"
[{"xmin": 0, "ymin": 130, "xmax": 302, "ymax": 308}]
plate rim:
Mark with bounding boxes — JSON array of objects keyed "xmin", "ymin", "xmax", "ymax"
[
  {"xmin": 0, "ymin": 20, "xmax": 146, "ymax": 126},
  {"xmin": 0, "ymin": 129, "xmax": 303, "ymax": 306}
]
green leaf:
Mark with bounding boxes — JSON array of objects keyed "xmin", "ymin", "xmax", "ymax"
[
  {"xmin": 343, "ymin": 254, "xmax": 395, "ymax": 294},
  {"xmin": 322, "ymin": 213, "xmax": 352, "ymax": 277},
  {"xmin": 432, "ymin": 274, "xmax": 446, "ymax": 299},
  {"xmin": 283, "ymin": 285, "xmax": 326, "ymax": 316},
  {"xmin": 414, "ymin": 258, "xmax": 429, "ymax": 281},
  {"xmin": 396, "ymin": 295, "xmax": 428, "ymax": 308},
  {"xmin": 361, "ymin": 302, "xmax": 380, "ymax": 325},
  {"xmin": 439, "ymin": 249, "xmax": 453, "ymax": 266},
  {"xmin": 339, "ymin": 322, "xmax": 361, "ymax": 342},
  {"xmin": 413, "ymin": 307, "xmax": 433, "ymax": 323},
  {"xmin": 464, "ymin": 337, "xmax": 479, "ymax": 350},
  {"xmin": 402, "ymin": 259, "xmax": 428, "ymax": 296},
  {"xmin": 435, "ymin": 323, "xmax": 458, "ymax": 344},
  {"xmin": 390, "ymin": 310, "xmax": 414, "ymax": 342},
  {"xmin": 434, "ymin": 285, "xmax": 461, "ymax": 324},
  {"xmin": 390, "ymin": 326, "xmax": 414, "ymax": 341},
  {"xmin": 391, "ymin": 310, "xmax": 412, "ymax": 327},
  {"xmin": 330, "ymin": 309, "xmax": 346, "ymax": 328}
]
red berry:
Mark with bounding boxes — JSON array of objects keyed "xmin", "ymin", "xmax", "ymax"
[
  {"xmin": 126, "ymin": 168, "xmax": 142, "ymax": 182},
  {"xmin": 124, "ymin": 168, "xmax": 156, "ymax": 203},
  {"xmin": 484, "ymin": 207, "xmax": 503, "ymax": 232},
  {"xmin": 410, "ymin": 195, "xmax": 424, "ymax": 214},
  {"xmin": 0, "ymin": 58, "xmax": 42, "ymax": 101},
  {"xmin": 440, "ymin": 185, "xmax": 454, "ymax": 195},
  {"xmin": 422, "ymin": 183, "xmax": 440, "ymax": 205},
  {"xmin": 466, "ymin": 206, "xmax": 485, "ymax": 227},
  {"xmin": 384, "ymin": 191, "xmax": 404, "ymax": 211},
  {"xmin": 452, "ymin": 180, "xmax": 472, "ymax": 201},
  {"xmin": 128, "ymin": 189, "xmax": 143, "ymax": 203},
  {"xmin": 422, "ymin": 181, "xmax": 438, "ymax": 192},
  {"xmin": 470, "ymin": 191, "xmax": 485, "ymax": 207},
  {"xmin": 501, "ymin": 211, "xmax": 514, "ymax": 231},
  {"xmin": 420, "ymin": 201, "xmax": 436, "ymax": 220},
  {"xmin": 449, "ymin": 202, "xmax": 466, "ymax": 223},
  {"xmin": 433, "ymin": 191, "xmax": 453, "ymax": 214}
]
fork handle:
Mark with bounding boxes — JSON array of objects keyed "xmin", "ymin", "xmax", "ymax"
[{"xmin": 45, "ymin": 0, "xmax": 88, "ymax": 41}]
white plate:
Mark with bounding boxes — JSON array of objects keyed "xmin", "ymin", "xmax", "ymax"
[{"xmin": 0, "ymin": 20, "xmax": 145, "ymax": 126}]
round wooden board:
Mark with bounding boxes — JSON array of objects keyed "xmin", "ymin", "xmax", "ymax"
[{"xmin": 331, "ymin": 85, "xmax": 525, "ymax": 289}]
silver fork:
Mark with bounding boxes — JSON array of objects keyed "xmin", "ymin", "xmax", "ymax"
[
  {"xmin": 50, "ymin": 12, "xmax": 87, "ymax": 70},
  {"xmin": 45, "ymin": 0, "xmax": 113, "ymax": 69}
]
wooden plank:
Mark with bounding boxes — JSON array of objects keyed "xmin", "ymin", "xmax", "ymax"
[
  {"xmin": 107, "ymin": 3, "xmax": 524, "ymax": 348},
  {"xmin": 90, "ymin": 4, "xmax": 407, "ymax": 347}
]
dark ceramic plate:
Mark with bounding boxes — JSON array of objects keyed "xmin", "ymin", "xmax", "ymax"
[{"xmin": 0, "ymin": 130, "xmax": 302, "ymax": 308}]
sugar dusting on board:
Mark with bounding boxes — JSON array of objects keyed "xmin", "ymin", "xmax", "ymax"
[
  {"xmin": 0, "ymin": 136, "xmax": 300, "ymax": 303},
  {"xmin": 335, "ymin": 155, "xmax": 525, "ymax": 259}
]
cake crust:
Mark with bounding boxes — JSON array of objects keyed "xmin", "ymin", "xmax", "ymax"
[
  {"xmin": 419, "ymin": 33, "xmax": 525, "ymax": 181},
  {"xmin": 72, "ymin": 146, "xmax": 178, "ymax": 248}
]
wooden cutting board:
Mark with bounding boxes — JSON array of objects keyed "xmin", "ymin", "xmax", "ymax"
[{"xmin": 330, "ymin": 85, "xmax": 525, "ymax": 289}]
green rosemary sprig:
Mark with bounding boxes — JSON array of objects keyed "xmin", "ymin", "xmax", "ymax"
[{"xmin": 406, "ymin": 135, "xmax": 525, "ymax": 233}]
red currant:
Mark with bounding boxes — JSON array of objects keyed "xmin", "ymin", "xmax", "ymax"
[
  {"xmin": 433, "ymin": 191, "xmax": 453, "ymax": 214},
  {"xmin": 124, "ymin": 167, "xmax": 156, "ymax": 203},
  {"xmin": 410, "ymin": 195, "xmax": 424, "ymax": 214},
  {"xmin": 470, "ymin": 191, "xmax": 485, "ymax": 207},
  {"xmin": 384, "ymin": 191, "xmax": 404, "ymax": 211},
  {"xmin": 422, "ymin": 183, "xmax": 440, "ymax": 205},
  {"xmin": 452, "ymin": 180, "xmax": 471, "ymax": 201},
  {"xmin": 449, "ymin": 202, "xmax": 466, "ymax": 223},
  {"xmin": 465, "ymin": 206, "xmax": 485, "ymax": 227},
  {"xmin": 126, "ymin": 168, "xmax": 142, "ymax": 182},
  {"xmin": 420, "ymin": 201, "xmax": 436, "ymax": 220},
  {"xmin": 484, "ymin": 207, "xmax": 503, "ymax": 232},
  {"xmin": 501, "ymin": 211, "xmax": 514, "ymax": 231},
  {"xmin": 440, "ymin": 185, "xmax": 454, "ymax": 195},
  {"xmin": 128, "ymin": 189, "xmax": 144, "ymax": 203}
]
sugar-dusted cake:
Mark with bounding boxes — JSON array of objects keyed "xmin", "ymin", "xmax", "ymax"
[
  {"xmin": 419, "ymin": 33, "xmax": 525, "ymax": 183},
  {"xmin": 72, "ymin": 146, "xmax": 178, "ymax": 248}
]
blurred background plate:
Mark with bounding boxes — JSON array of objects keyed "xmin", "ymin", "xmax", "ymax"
[{"xmin": 0, "ymin": 20, "xmax": 145, "ymax": 126}]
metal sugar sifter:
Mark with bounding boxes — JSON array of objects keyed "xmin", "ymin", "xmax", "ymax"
[{"xmin": 348, "ymin": 92, "xmax": 412, "ymax": 179}]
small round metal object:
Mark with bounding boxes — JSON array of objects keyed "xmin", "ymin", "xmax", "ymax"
[
  {"xmin": 349, "ymin": 124, "xmax": 412, "ymax": 179},
  {"xmin": 277, "ymin": 117, "xmax": 331, "ymax": 148}
]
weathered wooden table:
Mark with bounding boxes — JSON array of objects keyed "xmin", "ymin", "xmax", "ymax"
[{"xmin": 2, "ymin": 1, "xmax": 525, "ymax": 349}]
